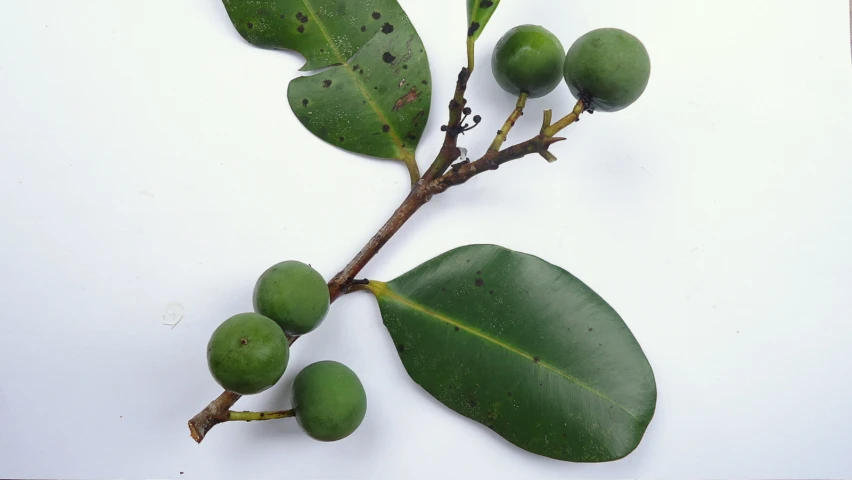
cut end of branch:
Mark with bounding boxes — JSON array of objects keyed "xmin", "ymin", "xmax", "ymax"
[
  {"xmin": 187, "ymin": 390, "xmax": 241, "ymax": 444},
  {"xmin": 540, "ymin": 150, "xmax": 558, "ymax": 163}
]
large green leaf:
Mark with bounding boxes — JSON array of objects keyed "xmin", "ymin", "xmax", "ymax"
[
  {"xmin": 467, "ymin": 0, "xmax": 501, "ymax": 42},
  {"xmin": 366, "ymin": 245, "xmax": 656, "ymax": 462},
  {"xmin": 222, "ymin": 0, "xmax": 431, "ymax": 182}
]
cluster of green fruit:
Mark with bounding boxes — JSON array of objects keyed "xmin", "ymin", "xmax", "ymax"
[
  {"xmin": 491, "ymin": 26, "xmax": 651, "ymax": 111},
  {"xmin": 206, "ymin": 261, "xmax": 367, "ymax": 441}
]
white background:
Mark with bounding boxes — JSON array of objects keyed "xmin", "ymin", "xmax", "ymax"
[{"xmin": 1, "ymin": 0, "xmax": 851, "ymax": 478}]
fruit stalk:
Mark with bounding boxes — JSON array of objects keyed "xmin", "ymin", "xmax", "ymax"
[
  {"xmin": 227, "ymin": 409, "xmax": 295, "ymax": 422},
  {"xmin": 541, "ymin": 99, "xmax": 587, "ymax": 138},
  {"xmin": 489, "ymin": 92, "xmax": 528, "ymax": 152}
]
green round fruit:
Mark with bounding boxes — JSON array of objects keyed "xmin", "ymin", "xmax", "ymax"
[
  {"xmin": 253, "ymin": 260, "xmax": 330, "ymax": 335},
  {"xmin": 491, "ymin": 25, "xmax": 566, "ymax": 98},
  {"xmin": 292, "ymin": 361, "xmax": 367, "ymax": 442},
  {"xmin": 563, "ymin": 28, "xmax": 651, "ymax": 112},
  {"xmin": 207, "ymin": 313, "xmax": 290, "ymax": 395}
]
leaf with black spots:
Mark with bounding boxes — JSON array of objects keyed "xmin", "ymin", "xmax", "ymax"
[
  {"xmin": 222, "ymin": 0, "xmax": 431, "ymax": 183},
  {"xmin": 467, "ymin": 0, "xmax": 501, "ymax": 42}
]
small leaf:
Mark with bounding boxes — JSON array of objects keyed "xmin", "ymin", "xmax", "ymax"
[
  {"xmin": 467, "ymin": 0, "xmax": 501, "ymax": 42},
  {"xmin": 222, "ymin": 0, "xmax": 431, "ymax": 182},
  {"xmin": 367, "ymin": 245, "xmax": 656, "ymax": 463}
]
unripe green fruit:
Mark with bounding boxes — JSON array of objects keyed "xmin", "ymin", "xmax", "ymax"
[
  {"xmin": 292, "ymin": 361, "xmax": 367, "ymax": 442},
  {"xmin": 253, "ymin": 260, "xmax": 330, "ymax": 335},
  {"xmin": 563, "ymin": 28, "xmax": 651, "ymax": 112},
  {"xmin": 491, "ymin": 25, "xmax": 565, "ymax": 98},
  {"xmin": 207, "ymin": 313, "xmax": 290, "ymax": 395}
]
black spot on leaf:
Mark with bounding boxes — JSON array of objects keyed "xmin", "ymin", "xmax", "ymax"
[
  {"xmin": 382, "ymin": 52, "xmax": 396, "ymax": 63},
  {"xmin": 322, "ymin": 79, "xmax": 332, "ymax": 88},
  {"xmin": 382, "ymin": 124, "xmax": 390, "ymax": 133},
  {"xmin": 339, "ymin": 136, "xmax": 345, "ymax": 142},
  {"xmin": 474, "ymin": 278, "xmax": 484, "ymax": 287},
  {"xmin": 454, "ymin": 326, "xmax": 460, "ymax": 332},
  {"xmin": 297, "ymin": 24, "xmax": 305, "ymax": 33},
  {"xmin": 301, "ymin": 99, "xmax": 309, "ymax": 107},
  {"xmin": 361, "ymin": 25, "xmax": 367, "ymax": 32},
  {"xmin": 480, "ymin": 0, "xmax": 494, "ymax": 7},
  {"xmin": 468, "ymin": 22, "xmax": 480, "ymax": 37},
  {"xmin": 372, "ymin": 11, "xmax": 381, "ymax": 20},
  {"xmin": 246, "ymin": 22, "xmax": 254, "ymax": 29},
  {"xmin": 381, "ymin": 22, "xmax": 394, "ymax": 34},
  {"xmin": 533, "ymin": 356, "xmax": 540, "ymax": 363}
]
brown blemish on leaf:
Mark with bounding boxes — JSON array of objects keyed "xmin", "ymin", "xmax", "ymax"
[
  {"xmin": 392, "ymin": 87, "xmax": 420, "ymax": 112},
  {"xmin": 412, "ymin": 110, "xmax": 425, "ymax": 125}
]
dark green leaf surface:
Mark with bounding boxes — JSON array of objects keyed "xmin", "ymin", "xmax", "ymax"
[
  {"xmin": 222, "ymin": 0, "xmax": 431, "ymax": 180},
  {"xmin": 467, "ymin": 0, "xmax": 501, "ymax": 42},
  {"xmin": 367, "ymin": 245, "xmax": 656, "ymax": 462}
]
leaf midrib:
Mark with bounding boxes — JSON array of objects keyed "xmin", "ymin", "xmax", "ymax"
[
  {"xmin": 300, "ymin": 0, "xmax": 414, "ymax": 163},
  {"xmin": 371, "ymin": 281, "xmax": 639, "ymax": 420}
]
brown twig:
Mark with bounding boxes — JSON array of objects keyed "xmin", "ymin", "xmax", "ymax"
[{"xmin": 422, "ymin": 67, "xmax": 472, "ymax": 183}]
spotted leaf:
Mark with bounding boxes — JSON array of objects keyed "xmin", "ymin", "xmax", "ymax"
[
  {"xmin": 467, "ymin": 0, "xmax": 501, "ymax": 42},
  {"xmin": 222, "ymin": 0, "xmax": 431, "ymax": 182}
]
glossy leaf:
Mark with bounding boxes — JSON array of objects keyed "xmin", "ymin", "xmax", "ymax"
[
  {"xmin": 467, "ymin": 0, "xmax": 501, "ymax": 42},
  {"xmin": 367, "ymin": 245, "xmax": 656, "ymax": 462},
  {"xmin": 222, "ymin": 0, "xmax": 431, "ymax": 181}
]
